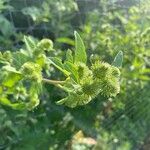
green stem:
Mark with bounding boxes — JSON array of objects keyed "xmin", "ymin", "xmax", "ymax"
[{"xmin": 42, "ymin": 78, "xmax": 66, "ymax": 85}]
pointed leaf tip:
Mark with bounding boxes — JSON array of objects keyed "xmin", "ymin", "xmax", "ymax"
[
  {"xmin": 112, "ymin": 51, "xmax": 123, "ymax": 68},
  {"xmin": 74, "ymin": 31, "xmax": 87, "ymax": 64}
]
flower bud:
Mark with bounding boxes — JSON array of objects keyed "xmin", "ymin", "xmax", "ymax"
[
  {"xmin": 91, "ymin": 61, "xmax": 110, "ymax": 79},
  {"xmin": 82, "ymin": 81, "xmax": 100, "ymax": 98},
  {"xmin": 100, "ymin": 78, "xmax": 120, "ymax": 97},
  {"xmin": 110, "ymin": 66, "xmax": 120, "ymax": 78},
  {"xmin": 21, "ymin": 62, "xmax": 42, "ymax": 82},
  {"xmin": 77, "ymin": 63, "xmax": 92, "ymax": 82},
  {"xmin": 37, "ymin": 39, "xmax": 53, "ymax": 52}
]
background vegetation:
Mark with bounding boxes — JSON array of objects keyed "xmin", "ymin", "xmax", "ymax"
[{"xmin": 0, "ymin": 0, "xmax": 150, "ymax": 149}]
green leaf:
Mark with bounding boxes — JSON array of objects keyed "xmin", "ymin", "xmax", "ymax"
[
  {"xmin": 64, "ymin": 61, "xmax": 79, "ymax": 82},
  {"xmin": 0, "ymin": 15, "xmax": 14, "ymax": 37},
  {"xmin": 66, "ymin": 49, "xmax": 73, "ymax": 63},
  {"xmin": 56, "ymin": 93, "xmax": 92, "ymax": 108},
  {"xmin": 49, "ymin": 57, "xmax": 70, "ymax": 76},
  {"xmin": 0, "ymin": 97, "xmax": 26, "ymax": 110},
  {"xmin": 56, "ymin": 37, "xmax": 75, "ymax": 46},
  {"xmin": 3, "ymin": 65, "xmax": 21, "ymax": 73},
  {"xmin": 2, "ymin": 66, "xmax": 22, "ymax": 87},
  {"xmin": 12, "ymin": 51, "xmax": 30, "ymax": 69},
  {"xmin": 3, "ymin": 73, "xmax": 22, "ymax": 87},
  {"xmin": 74, "ymin": 31, "xmax": 87, "ymax": 64},
  {"xmin": 56, "ymin": 95, "xmax": 78, "ymax": 108},
  {"xmin": 112, "ymin": 51, "xmax": 123, "ymax": 68},
  {"xmin": 56, "ymin": 98, "xmax": 67, "ymax": 105},
  {"xmin": 24, "ymin": 36, "xmax": 36, "ymax": 56}
]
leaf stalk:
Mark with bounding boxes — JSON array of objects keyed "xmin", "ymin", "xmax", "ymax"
[{"xmin": 42, "ymin": 78, "xmax": 66, "ymax": 85}]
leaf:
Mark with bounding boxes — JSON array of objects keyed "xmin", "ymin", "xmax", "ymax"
[
  {"xmin": 56, "ymin": 37, "xmax": 75, "ymax": 46},
  {"xmin": 56, "ymin": 96, "xmax": 78, "ymax": 108},
  {"xmin": 74, "ymin": 31, "xmax": 87, "ymax": 64},
  {"xmin": 66, "ymin": 49, "xmax": 73, "ymax": 63},
  {"xmin": 12, "ymin": 51, "xmax": 30, "ymax": 69},
  {"xmin": 57, "ymin": 84, "xmax": 74, "ymax": 93},
  {"xmin": 56, "ymin": 98, "xmax": 67, "ymax": 105},
  {"xmin": 0, "ymin": 97, "xmax": 26, "ymax": 110},
  {"xmin": 56, "ymin": 93, "xmax": 92, "ymax": 108},
  {"xmin": 24, "ymin": 36, "xmax": 36, "ymax": 56},
  {"xmin": 112, "ymin": 51, "xmax": 123, "ymax": 68},
  {"xmin": 49, "ymin": 57, "xmax": 70, "ymax": 76},
  {"xmin": 0, "ymin": 15, "xmax": 14, "ymax": 37},
  {"xmin": 3, "ymin": 73, "xmax": 22, "ymax": 87},
  {"xmin": 2, "ymin": 66, "xmax": 22, "ymax": 87},
  {"xmin": 64, "ymin": 61, "xmax": 79, "ymax": 82},
  {"xmin": 3, "ymin": 65, "xmax": 21, "ymax": 73}
]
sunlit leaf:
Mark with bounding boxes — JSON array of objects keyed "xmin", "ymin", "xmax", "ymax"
[
  {"xmin": 49, "ymin": 57, "xmax": 70, "ymax": 76},
  {"xmin": 24, "ymin": 36, "xmax": 36, "ymax": 56},
  {"xmin": 74, "ymin": 31, "xmax": 87, "ymax": 64},
  {"xmin": 64, "ymin": 61, "xmax": 79, "ymax": 82},
  {"xmin": 12, "ymin": 51, "xmax": 30, "ymax": 69},
  {"xmin": 66, "ymin": 49, "xmax": 73, "ymax": 63},
  {"xmin": 2, "ymin": 65, "xmax": 22, "ymax": 87}
]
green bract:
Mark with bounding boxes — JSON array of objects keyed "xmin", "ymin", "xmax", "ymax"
[{"xmin": 0, "ymin": 31, "xmax": 123, "ymax": 110}]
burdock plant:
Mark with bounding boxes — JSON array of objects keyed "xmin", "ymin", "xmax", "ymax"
[{"xmin": 0, "ymin": 31, "xmax": 123, "ymax": 110}]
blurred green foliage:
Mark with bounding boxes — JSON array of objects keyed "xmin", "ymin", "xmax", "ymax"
[{"xmin": 0, "ymin": 0, "xmax": 150, "ymax": 150}]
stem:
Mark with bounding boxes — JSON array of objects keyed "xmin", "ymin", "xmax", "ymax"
[{"xmin": 42, "ymin": 78, "xmax": 66, "ymax": 85}]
